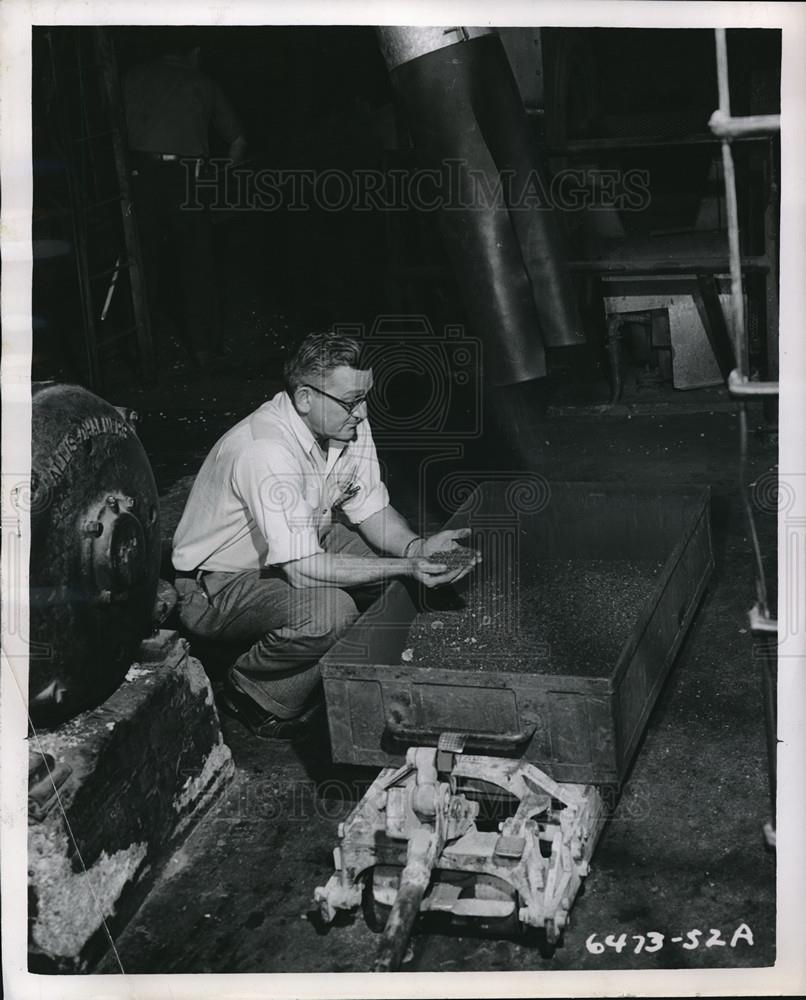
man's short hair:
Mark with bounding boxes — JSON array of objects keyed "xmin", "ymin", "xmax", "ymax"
[{"xmin": 284, "ymin": 331, "xmax": 364, "ymax": 393}]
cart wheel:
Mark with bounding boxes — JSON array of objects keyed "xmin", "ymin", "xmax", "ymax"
[
  {"xmin": 512, "ymin": 897, "xmax": 549, "ymax": 951},
  {"xmin": 361, "ymin": 870, "xmax": 392, "ymax": 933}
]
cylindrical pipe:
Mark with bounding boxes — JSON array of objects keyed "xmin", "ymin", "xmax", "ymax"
[
  {"xmin": 728, "ymin": 369, "xmax": 779, "ymax": 396},
  {"xmin": 758, "ymin": 632, "xmax": 777, "ymax": 818},
  {"xmin": 714, "ymin": 29, "xmax": 748, "ymax": 378},
  {"xmin": 709, "ymin": 109, "xmax": 780, "ymax": 139},
  {"xmin": 715, "ymin": 29, "xmax": 731, "ymax": 133},
  {"xmin": 738, "ymin": 403, "xmax": 769, "ymax": 614},
  {"xmin": 376, "ymin": 26, "xmax": 493, "ymax": 70},
  {"xmin": 378, "ymin": 27, "xmax": 585, "ymax": 386}
]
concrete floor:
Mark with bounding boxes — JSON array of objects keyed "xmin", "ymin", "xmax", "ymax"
[{"xmin": 93, "ymin": 346, "xmax": 777, "ymax": 975}]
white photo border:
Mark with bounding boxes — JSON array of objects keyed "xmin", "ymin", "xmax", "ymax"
[{"xmin": 2, "ymin": 2, "xmax": 804, "ymax": 997}]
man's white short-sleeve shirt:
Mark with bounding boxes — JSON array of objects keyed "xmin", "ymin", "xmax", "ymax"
[{"xmin": 172, "ymin": 391, "xmax": 390, "ymax": 572}]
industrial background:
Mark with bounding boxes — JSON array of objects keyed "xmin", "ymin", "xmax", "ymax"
[{"xmin": 24, "ymin": 23, "xmax": 780, "ymax": 978}]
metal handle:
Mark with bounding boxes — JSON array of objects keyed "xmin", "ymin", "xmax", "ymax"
[{"xmin": 385, "ymin": 712, "xmax": 535, "ymax": 752}]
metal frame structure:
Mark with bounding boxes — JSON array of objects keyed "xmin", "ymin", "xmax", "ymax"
[
  {"xmin": 314, "ymin": 741, "xmax": 605, "ymax": 972},
  {"xmin": 710, "ymin": 28, "xmax": 780, "ymax": 845}
]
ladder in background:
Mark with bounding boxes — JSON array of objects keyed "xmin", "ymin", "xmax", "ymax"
[
  {"xmin": 710, "ymin": 27, "xmax": 780, "ymax": 845},
  {"xmin": 38, "ymin": 26, "xmax": 154, "ymax": 389}
]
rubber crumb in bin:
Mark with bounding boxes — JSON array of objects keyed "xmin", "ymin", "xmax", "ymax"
[
  {"xmin": 420, "ymin": 548, "xmax": 478, "ymax": 570},
  {"xmin": 404, "ymin": 558, "xmax": 664, "ymax": 676}
]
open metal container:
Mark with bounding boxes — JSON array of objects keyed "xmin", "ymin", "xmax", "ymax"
[{"xmin": 322, "ymin": 481, "xmax": 713, "ymax": 786}]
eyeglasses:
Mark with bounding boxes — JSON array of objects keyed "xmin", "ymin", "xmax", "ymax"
[{"xmin": 303, "ymin": 384, "xmax": 370, "ymax": 416}]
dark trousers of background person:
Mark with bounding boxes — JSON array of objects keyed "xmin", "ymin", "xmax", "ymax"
[
  {"xmin": 174, "ymin": 522, "xmax": 385, "ymax": 719},
  {"xmin": 130, "ymin": 155, "xmax": 220, "ymax": 366}
]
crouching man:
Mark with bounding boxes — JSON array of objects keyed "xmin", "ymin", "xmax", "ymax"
[{"xmin": 172, "ymin": 331, "xmax": 476, "ymax": 739}]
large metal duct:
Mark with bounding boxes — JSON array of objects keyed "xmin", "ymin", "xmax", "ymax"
[{"xmin": 377, "ymin": 27, "xmax": 585, "ymax": 388}]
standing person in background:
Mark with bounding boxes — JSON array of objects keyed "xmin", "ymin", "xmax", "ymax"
[{"xmin": 124, "ymin": 29, "xmax": 247, "ymax": 369}]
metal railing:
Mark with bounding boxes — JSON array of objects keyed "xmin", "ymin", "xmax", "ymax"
[
  {"xmin": 712, "ymin": 29, "xmax": 780, "ymax": 844},
  {"xmin": 712, "ymin": 28, "xmax": 780, "ymax": 399}
]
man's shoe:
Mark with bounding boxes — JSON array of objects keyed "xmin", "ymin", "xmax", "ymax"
[{"xmin": 216, "ymin": 683, "xmax": 314, "ymax": 741}]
